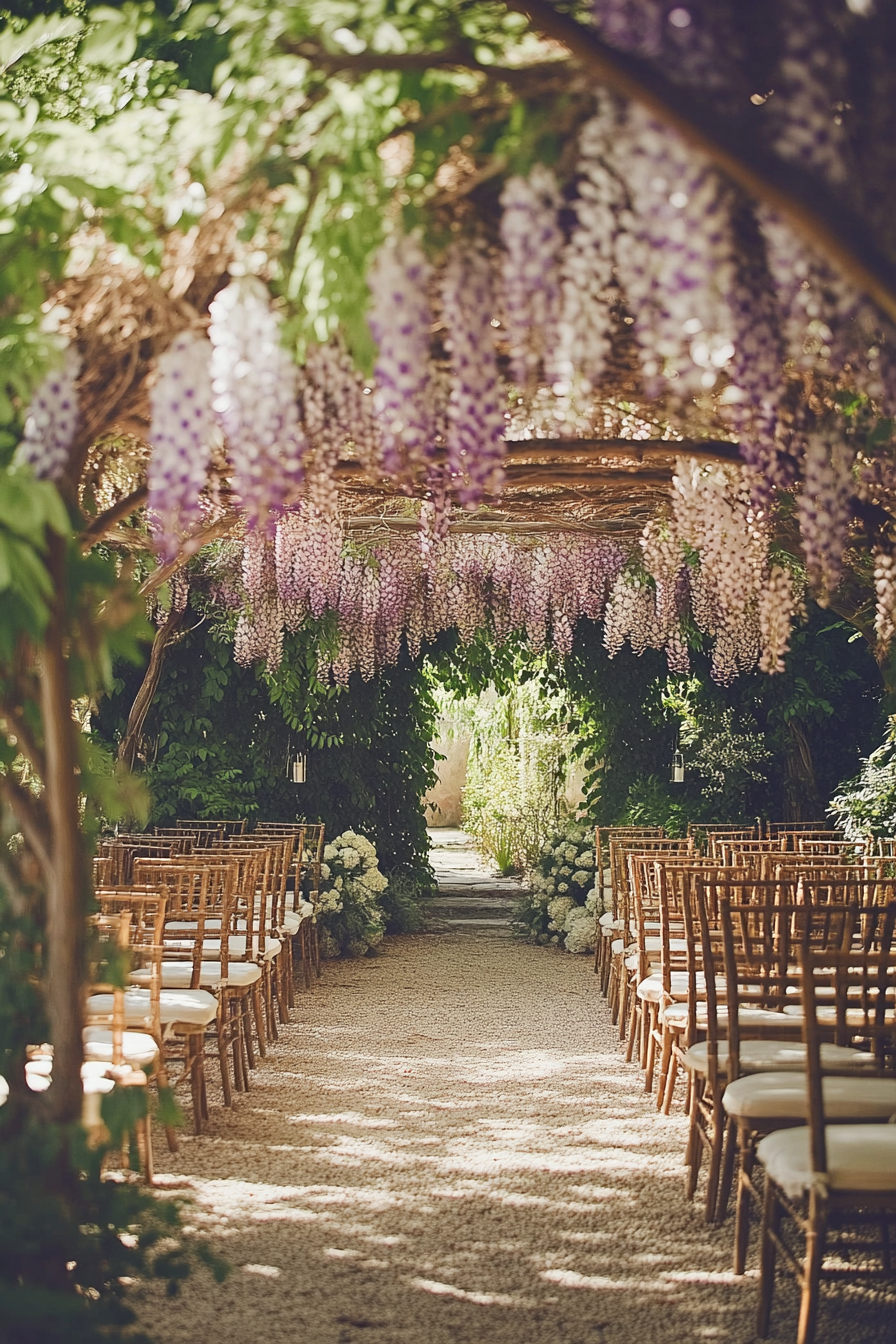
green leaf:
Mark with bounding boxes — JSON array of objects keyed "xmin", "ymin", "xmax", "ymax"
[{"xmin": 80, "ymin": 5, "xmax": 138, "ymax": 67}]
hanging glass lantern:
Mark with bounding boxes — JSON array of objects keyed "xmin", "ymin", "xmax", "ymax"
[
  {"xmin": 671, "ymin": 748, "xmax": 685, "ymax": 784},
  {"xmin": 288, "ymin": 751, "xmax": 307, "ymax": 784}
]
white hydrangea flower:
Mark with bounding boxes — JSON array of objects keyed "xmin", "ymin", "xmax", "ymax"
[
  {"xmin": 563, "ymin": 907, "xmax": 596, "ymax": 954},
  {"xmin": 323, "ymin": 843, "xmax": 338, "ymax": 862},
  {"xmin": 577, "ymin": 851, "xmax": 594, "ymax": 867},
  {"xmin": 334, "ymin": 876, "xmax": 343, "ymax": 890},
  {"xmin": 572, "ymin": 870, "xmax": 590, "ymax": 887},
  {"xmin": 564, "ymin": 845, "xmax": 578, "ymax": 862},
  {"xmin": 342, "ymin": 847, "xmax": 360, "ymax": 870},
  {"xmin": 557, "ymin": 882, "xmax": 569, "ymax": 894},
  {"xmin": 548, "ymin": 895, "xmax": 575, "ymax": 929},
  {"xmin": 559, "ymin": 865, "xmax": 572, "ymax": 876},
  {"xmin": 319, "ymin": 862, "xmax": 331, "ymax": 881}
]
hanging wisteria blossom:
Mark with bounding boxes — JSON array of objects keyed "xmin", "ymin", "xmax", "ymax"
[
  {"xmin": 15, "ymin": 347, "xmax": 81, "ymax": 482},
  {"xmin": 613, "ymin": 105, "xmax": 736, "ymax": 401},
  {"xmin": 499, "ymin": 164, "xmax": 563, "ymax": 388},
  {"xmin": 441, "ymin": 244, "xmax": 506, "ymax": 508},
  {"xmin": 147, "ymin": 332, "xmax": 214, "ymax": 560},
  {"xmin": 208, "ymin": 277, "xmax": 306, "ymax": 527},
  {"xmin": 368, "ymin": 233, "xmax": 435, "ymax": 481},
  {"xmin": 552, "ymin": 107, "xmax": 622, "ymax": 397},
  {"xmin": 797, "ymin": 432, "xmax": 856, "ymax": 602}
]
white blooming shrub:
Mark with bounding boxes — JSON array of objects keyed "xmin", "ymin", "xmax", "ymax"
[
  {"xmin": 308, "ymin": 830, "xmax": 388, "ymax": 957},
  {"xmin": 513, "ymin": 820, "xmax": 598, "ymax": 952}
]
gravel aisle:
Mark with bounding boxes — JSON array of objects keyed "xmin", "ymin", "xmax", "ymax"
[{"xmin": 139, "ymin": 932, "xmax": 895, "ymax": 1344}]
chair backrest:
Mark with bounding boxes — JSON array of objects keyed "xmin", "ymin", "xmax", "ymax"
[
  {"xmin": 764, "ymin": 821, "xmax": 833, "ymax": 839},
  {"xmin": 609, "ymin": 837, "xmax": 691, "ymax": 927},
  {"xmin": 799, "ymin": 906, "xmax": 896, "ymax": 1178},
  {"xmin": 176, "ymin": 818, "xmax": 246, "ymax": 835},
  {"xmin": 595, "ymin": 826, "xmax": 663, "ymax": 878}
]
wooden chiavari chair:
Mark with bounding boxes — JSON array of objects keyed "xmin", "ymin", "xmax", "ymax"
[
  {"xmin": 685, "ymin": 878, "xmax": 884, "ymax": 1225},
  {"xmin": 92, "ymin": 888, "xmax": 219, "ymax": 1136},
  {"xmin": 721, "ymin": 888, "xmax": 896, "ymax": 1275},
  {"xmin": 84, "ymin": 909, "xmax": 163, "ymax": 1181},
  {"xmin": 256, "ymin": 822, "xmax": 317, "ymax": 988},
  {"xmin": 129, "ymin": 862, "xmax": 260, "ymax": 1101},
  {"xmin": 608, "ymin": 837, "xmax": 692, "ymax": 1034},
  {"xmin": 593, "ymin": 826, "xmax": 663, "ymax": 988},
  {"xmin": 207, "ymin": 838, "xmax": 290, "ymax": 1035},
  {"xmin": 756, "ymin": 917, "xmax": 896, "ymax": 1344},
  {"xmin": 764, "ymin": 821, "xmax": 834, "ymax": 841},
  {"xmin": 177, "ymin": 818, "xmax": 246, "ymax": 837}
]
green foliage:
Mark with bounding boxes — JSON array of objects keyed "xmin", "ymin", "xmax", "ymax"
[
  {"xmin": 565, "ymin": 608, "xmax": 883, "ymax": 830},
  {"xmin": 829, "ymin": 719, "xmax": 896, "ymax": 839},
  {"xmin": 433, "ymin": 654, "xmax": 579, "ymax": 873},
  {"xmin": 0, "ymin": 884, "xmax": 228, "ymax": 1344},
  {"xmin": 94, "ymin": 617, "xmax": 438, "ymax": 888}
]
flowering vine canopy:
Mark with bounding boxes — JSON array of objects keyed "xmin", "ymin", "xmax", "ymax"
[{"xmin": 7, "ymin": 0, "xmax": 896, "ymax": 683}]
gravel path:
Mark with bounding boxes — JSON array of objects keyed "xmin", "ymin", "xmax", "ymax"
[{"xmin": 138, "ymin": 931, "xmax": 895, "ymax": 1344}]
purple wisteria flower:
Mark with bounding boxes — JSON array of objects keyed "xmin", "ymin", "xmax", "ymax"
[
  {"xmin": 368, "ymin": 234, "xmax": 435, "ymax": 479},
  {"xmin": 499, "ymin": 165, "xmax": 563, "ymax": 388},
  {"xmin": 15, "ymin": 347, "xmax": 81, "ymax": 482},
  {"xmin": 147, "ymin": 332, "xmax": 214, "ymax": 560},
  {"xmin": 208, "ymin": 277, "xmax": 306, "ymax": 528},
  {"xmin": 441, "ymin": 244, "xmax": 506, "ymax": 508}
]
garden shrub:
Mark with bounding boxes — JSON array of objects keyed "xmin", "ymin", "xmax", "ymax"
[{"xmin": 513, "ymin": 820, "xmax": 599, "ymax": 953}]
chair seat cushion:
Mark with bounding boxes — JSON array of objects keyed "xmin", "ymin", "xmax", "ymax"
[
  {"xmin": 83, "ymin": 1026, "xmax": 158, "ymax": 1067},
  {"xmin": 661, "ymin": 1002, "xmax": 805, "ymax": 1029},
  {"xmin": 757, "ymin": 1124, "xmax": 896, "ymax": 1200},
  {"xmin": 86, "ymin": 988, "xmax": 218, "ymax": 1029},
  {"xmin": 684, "ymin": 1039, "xmax": 875, "ymax": 1077},
  {"xmin": 131, "ymin": 962, "xmax": 261, "ymax": 989},
  {"xmin": 636, "ymin": 971, "xmax": 709, "ymax": 1004},
  {"xmin": 163, "ymin": 934, "xmax": 280, "ymax": 959},
  {"xmin": 724, "ymin": 1072, "xmax": 896, "ymax": 1121}
]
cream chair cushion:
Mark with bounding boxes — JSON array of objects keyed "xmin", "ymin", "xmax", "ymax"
[
  {"xmin": 86, "ymin": 987, "xmax": 218, "ymax": 1029},
  {"xmin": 130, "ymin": 962, "xmax": 261, "ymax": 989},
  {"xmin": 685, "ymin": 1039, "xmax": 876, "ymax": 1077},
  {"xmin": 83, "ymin": 1026, "xmax": 158, "ymax": 1067},
  {"xmin": 757, "ymin": 1123, "xmax": 896, "ymax": 1200},
  {"xmin": 724, "ymin": 1072, "xmax": 896, "ymax": 1121}
]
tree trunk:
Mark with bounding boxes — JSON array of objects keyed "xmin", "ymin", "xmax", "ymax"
[
  {"xmin": 41, "ymin": 531, "xmax": 87, "ymax": 1125},
  {"xmin": 118, "ymin": 609, "xmax": 185, "ymax": 771}
]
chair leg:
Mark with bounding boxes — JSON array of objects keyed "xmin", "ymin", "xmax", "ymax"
[
  {"xmin": 139, "ymin": 1113, "xmax": 154, "ymax": 1185},
  {"xmin": 704, "ymin": 1097, "xmax": 725, "ymax": 1223},
  {"xmin": 757, "ymin": 1176, "xmax": 781, "ymax": 1338},
  {"xmin": 715, "ymin": 1116, "xmax": 738, "ymax": 1223},
  {"xmin": 216, "ymin": 1008, "xmax": 234, "ymax": 1107},
  {"xmin": 655, "ymin": 1028, "xmax": 672, "ymax": 1108},
  {"xmin": 625, "ymin": 990, "xmax": 639, "ymax": 1061},
  {"xmin": 797, "ymin": 1184, "xmax": 828, "ymax": 1344},
  {"xmin": 251, "ymin": 983, "xmax": 267, "ymax": 1058},
  {"xmin": 685, "ymin": 1075, "xmax": 704, "ymax": 1200},
  {"xmin": 734, "ymin": 1127, "xmax": 755, "ymax": 1275},
  {"xmin": 190, "ymin": 1045, "xmax": 205, "ymax": 1136}
]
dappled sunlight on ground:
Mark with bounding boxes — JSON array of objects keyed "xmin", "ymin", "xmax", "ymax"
[{"xmin": 138, "ymin": 934, "xmax": 895, "ymax": 1344}]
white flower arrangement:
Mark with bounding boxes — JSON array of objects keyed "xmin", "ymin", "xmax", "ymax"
[
  {"xmin": 515, "ymin": 820, "xmax": 598, "ymax": 953},
  {"xmin": 308, "ymin": 829, "xmax": 388, "ymax": 957}
]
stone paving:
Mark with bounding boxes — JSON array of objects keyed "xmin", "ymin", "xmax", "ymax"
[{"xmin": 425, "ymin": 828, "xmax": 521, "ymax": 933}]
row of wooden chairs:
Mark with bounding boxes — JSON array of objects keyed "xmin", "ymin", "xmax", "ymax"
[
  {"xmin": 75, "ymin": 819, "xmax": 327, "ymax": 1179},
  {"xmin": 595, "ymin": 832, "xmax": 896, "ymax": 1343}
]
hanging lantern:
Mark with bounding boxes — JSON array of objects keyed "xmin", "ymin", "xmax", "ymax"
[
  {"xmin": 671, "ymin": 748, "xmax": 685, "ymax": 784},
  {"xmin": 288, "ymin": 751, "xmax": 307, "ymax": 784}
]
